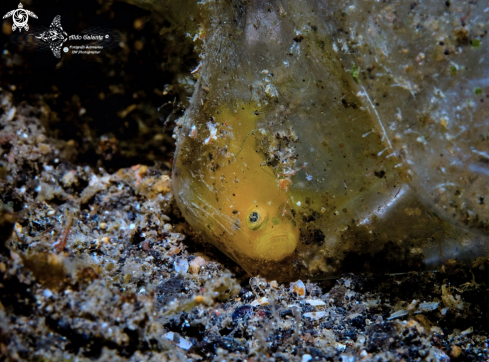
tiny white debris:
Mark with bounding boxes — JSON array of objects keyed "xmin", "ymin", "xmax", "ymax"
[
  {"xmin": 296, "ymin": 201, "xmax": 301, "ymax": 206},
  {"xmin": 174, "ymin": 258, "xmax": 189, "ymax": 274},
  {"xmin": 461, "ymin": 326, "xmax": 473, "ymax": 335},
  {"xmin": 190, "ymin": 62, "xmax": 201, "ymax": 74},
  {"xmin": 434, "ymin": 87, "xmax": 445, "ymax": 98},
  {"xmin": 88, "ymin": 174, "xmax": 111, "ymax": 187},
  {"xmin": 335, "ymin": 343, "xmax": 346, "ymax": 352},
  {"xmin": 204, "ymin": 122, "xmax": 218, "ymax": 145},
  {"xmin": 188, "ymin": 125, "xmax": 198, "ymax": 138},
  {"xmin": 129, "ymin": 224, "xmax": 136, "ymax": 230},
  {"xmin": 6, "ymin": 107, "xmax": 16, "ymax": 121},
  {"xmin": 265, "ymin": 83, "xmax": 279, "ymax": 98},
  {"xmin": 301, "ymin": 354, "xmax": 313, "ymax": 362},
  {"xmin": 43, "ymin": 289, "xmax": 53, "ymax": 298},
  {"xmin": 362, "ymin": 130, "xmax": 373, "ymax": 137},
  {"xmin": 305, "ymin": 299, "xmax": 326, "ymax": 306},
  {"xmin": 303, "ymin": 311, "xmax": 326, "ymax": 320},
  {"xmin": 306, "ymin": 173, "xmax": 313, "ymax": 181}
]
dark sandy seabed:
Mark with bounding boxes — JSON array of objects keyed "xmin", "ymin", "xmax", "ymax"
[{"xmin": 0, "ymin": 1, "xmax": 489, "ymax": 361}]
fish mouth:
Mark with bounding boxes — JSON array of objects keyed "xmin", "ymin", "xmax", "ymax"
[{"xmin": 256, "ymin": 230, "xmax": 298, "ymax": 262}]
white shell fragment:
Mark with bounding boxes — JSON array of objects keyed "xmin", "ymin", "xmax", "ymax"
[
  {"xmin": 305, "ymin": 299, "xmax": 326, "ymax": 306},
  {"xmin": 387, "ymin": 310, "xmax": 409, "ymax": 320},
  {"xmin": 303, "ymin": 311, "xmax": 326, "ymax": 320}
]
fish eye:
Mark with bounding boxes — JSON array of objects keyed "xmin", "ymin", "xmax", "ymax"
[
  {"xmin": 249, "ymin": 212, "xmax": 259, "ymax": 223},
  {"xmin": 246, "ymin": 207, "xmax": 269, "ymax": 231}
]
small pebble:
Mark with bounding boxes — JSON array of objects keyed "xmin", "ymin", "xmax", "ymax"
[
  {"xmin": 290, "ymin": 280, "xmax": 306, "ymax": 297},
  {"xmin": 189, "ymin": 256, "xmax": 207, "ymax": 274},
  {"xmin": 451, "ymin": 345, "xmax": 462, "ymax": 358},
  {"xmin": 164, "ymin": 223, "xmax": 173, "ymax": 231}
]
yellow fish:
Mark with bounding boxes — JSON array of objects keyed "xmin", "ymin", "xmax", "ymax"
[{"xmin": 175, "ymin": 105, "xmax": 298, "ymax": 263}]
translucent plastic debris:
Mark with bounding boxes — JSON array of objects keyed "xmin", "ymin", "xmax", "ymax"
[{"xmin": 172, "ymin": 0, "xmax": 489, "ymax": 280}]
